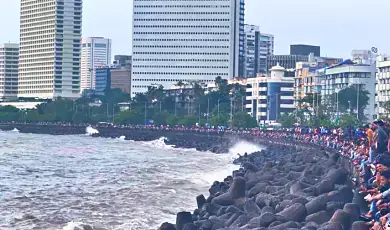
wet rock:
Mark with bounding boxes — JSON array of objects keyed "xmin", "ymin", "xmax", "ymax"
[
  {"xmin": 326, "ymin": 168, "xmax": 348, "ymax": 185},
  {"xmin": 183, "ymin": 223, "xmax": 197, "ymax": 230},
  {"xmin": 159, "ymin": 222, "xmax": 176, "ymax": 230},
  {"xmin": 211, "ymin": 177, "xmax": 246, "ymax": 206},
  {"xmin": 196, "ymin": 195, "xmax": 206, "ymax": 209},
  {"xmin": 248, "ymin": 182, "xmax": 268, "ymax": 197},
  {"xmin": 315, "ymin": 179, "xmax": 334, "ymax": 195},
  {"xmin": 259, "ymin": 212, "xmax": 276, "ymax": 227},
  {"xmin": 244, "ymin": 200, "xmax": 261, "ymax": 218},
  {"xmin": 268, "ymin": 221, "xmax": 299, "ymax": 230},
  {"xmin": 277, "ymin": 203, "xmax": 307, "ymax": 222},
  {"xmin": 226, "ymin": 205, "xmax": 243, "ymax": 214},
  {"xmin": 176, "ymin": 212, "xmax": 193, "ymax": 230}
]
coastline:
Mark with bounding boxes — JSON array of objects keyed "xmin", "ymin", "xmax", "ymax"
[{"xmin": 0, "ymin": 124, "xmax": 363, "ymax": 230}]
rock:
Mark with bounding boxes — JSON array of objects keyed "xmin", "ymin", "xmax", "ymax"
[
  {"xmin": 305, "ymin": 211, "xmax": 330, "ymax": 225},
  {"xmin": 326, "ymin": 168, "xmax": 348, "ymax": 185},
  {"xmin": 176, "ymin": 212, "xmax": 193, "ymax": 230},
  {"xmin": 230, "ymin": 214, "xmax": 250, "ymax": 228},
  {"xmin": 225, "ymin": 213, "xmax": 241, "ymax": 228},
  {"xmin": 259, "ymin": 212, "xmax": 276, "ymax": 227},
  {"xmin": 327, "ymin": 186, "xmax": 353, "ymax": 204},
  {"xmin": 277, "ymin": 203, "xmax": 307, "ymax": 222},
  {"xmin": 329, "ymin": 209, "xmax": 351, "ymax": 230},
  {"xmin": 343, "ymin": 203, "xmax": 360, "ymax": 222},
  {"xmin": 315, "ymin": 179, "xmax": 334, "ymax": 195},
  {"xmin": 275, "ymin": 200, "xmax": 292, "ymax": 213},
  {"xmin": 268, "ymin": 221, "xmax": 299, "ymax": 230},
  {"xmin": 291, "ymin": 197, "xmax": 308, "ymax": 205},
  {"xmin": 159, "ymin": 222, "xmax": 176, "ymax": 230},
  {"xmin": 261, "ymin": 206, "xmax": 275, "ymax": 214},
  {"xmin": 305, "ymin": 194, "xmax": 328, "ymax": 215},
  {"xmin": 244, "ymin": 200, "xmax": 261, "ymax": 218},
  {"xmin": 248, "ymin": 182, "xmax": 268, "ymax": 197},
  {"xmin": 183, "ymin": 223, "xmax": 197, "ymax": 230},
  {"xmin": 226, "ymin": 205, "xmax": 243, "ymax": 214},
  {"xmin": 243, "ymin": 162, "xmax": 259, "ymax": 172},
  {"xmin": 269, "ymin": 221, "xmax": 283, "ymax": 227},
  {"xmin": 350, "ymin": 221, "xmax": 370, "ymax": 230},
  {"xmin": 326, "ymin": 202, "xmax": 345, "ymax": 216},
  {"xmin": 318, "ymin": 222, "xmax": 343, "ymax": 230},
  {"xmin": 287, "ymin": 171, "xmax": 302, "ymax": 180},
  {"xmin": 211, "ymin": 177, "xmax": 245, "ymax": 206},
  {"xmin": 196, "ymin": 195, "xmax": 206, "ymax": 209}
]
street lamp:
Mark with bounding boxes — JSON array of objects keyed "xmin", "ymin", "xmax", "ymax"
[
  {"xmin": 217, "ymin": 99, "xmax": 220, "ymax": 118},
  {"xmin": 348, "ymin": 100, "xmax": 351, "ymax": 114}
]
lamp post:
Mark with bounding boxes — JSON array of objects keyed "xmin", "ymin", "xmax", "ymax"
[
  {"xmin": 356, "ymin": 84, "xmax": 359, "ymax": 120},
  {"xmin": 207, "ymin": 98, "xmax": 210, "ymax": 124},
  {"xmin": 217, "ymin": 99, "xmax": 220, "ymax": 118},
  {"xmin": 348, "ymin": 100, "xmax": 351, "ymax": 114}
]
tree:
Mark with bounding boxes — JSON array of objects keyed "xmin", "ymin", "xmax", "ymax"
[
  {"xmin": 232, "ymin": 112, "xmax": 258, "ymax": 128},
  {"xmin": 279, "ymin": 113, "xmax": 296, "ymax": 128},
  {"xmin": 115, "ymin": 110, "xmax": 143, "ymax": 125},
  {"xmin": 339, "ymin": 115, "xmax": 359, "ymax": 128},
  {"xmin": 337, "ymin": 86, "xmax": 369, "ymax": 119},
  {"xmin": 177, "ymin": 115, "xmax": 197, "ymax": 126},
  {"xmin": 152, "ymin": 111, "xmax": 170, "ymax": 125},
  {"xmin": 209, "ymin": 113, "xmax": 229, "ymax": 126}
]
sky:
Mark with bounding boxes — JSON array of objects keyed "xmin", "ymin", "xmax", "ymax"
[{"xmin": 0, "ymin": 0, "xmax": 388, "ymax": 59}]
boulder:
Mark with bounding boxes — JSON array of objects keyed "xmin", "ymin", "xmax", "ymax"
[
  {"xmin": 350, "ymin": 221, "xmax": 370, "ymax": 230},
  {"xmin": 315, "ymin": 179, "xmax": 334, "ymax": 196},
  {"xmin": 343, "ymin": 203, "xmax": 360, "ymax": 222},
  {"xmin": 248, "ymin": 182, "xmax": 268, "ymax": 197},
  {"xmin": 244, "ymin": 200, "xmax": 261, "ymax": 218},
  {"xmin": 196, "ymin": 195, "xmax": 206, "ymax": 209},
  {"xmin": 305, "ymin": 211, "xmax": 330, "ymax": 225},
  {"xmin": 329, "ymin": 209, "xmax": 351, "ymax": 230},
  {"xmin": 326, "ymin": 168, "xmax": 348, "ymax": 185},
  {"xmin": 226, "ymin": 205, "xmax": 242, "ymax": 214},
  {"xmin": 268, "ymin": 221, "xmax": 300, "ymax": 230},
  {"xmin": 230, "ymin": 214, "xmax": 250, "ymax": 228},
  {"xmin": 327, "ymin": 186, "xmax": 353, "ymax": 204},
  {"xmin": 183, "ymin": 223, "xmax": 197, "ymax": 230},
  {"xmin": 318, "ymin": 222, "xmax": 343, "ymax": 230},
  {"xmin": 277, "ymin": 203, "xmax": 307, "ymax": 222},
  {"xmin": 159, "ymin": 222, "xmax": 176, "ymax": 230},
  {"xmin": 287, "ymin": 171, "xmax": 302, "ymax": 180},
  {"xmin": 305, "ymin": 194, "xmax": 328, "ymax": 215},
  {"xmin": 261, "ymin": 206, "xmax": 275, "ymax": 214},
  {"xmin": 259, "ymin": 212, "xmax": 276, "ymax": 227},
  {"xmin": 325, "ymin": 202, "xmax": 345, "ymax": 216},
  {"xmin": 176, "ymin": 212, "xmax": 193, "ymax": 230},
  {"xmin": 211, "ymin": 177, "xmax": 246, "ymax": 206},
  {"xmin": 291, "ymin": 197, "xmax": 308, "ymax": 205}
]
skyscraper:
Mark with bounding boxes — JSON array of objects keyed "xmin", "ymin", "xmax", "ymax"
[
  {"xmin": 0, "ymin": 43, "xmax": 19, "ymax": 99},
  {"xmin": 131, "ymin": 0, "xmax": 244, "ymax": 96},
  {"xmin": 18, "ymin": 0, "xmax": 82, "ymax": 99},
  {"xmin": 242, "ymin": 25, "xmax": 274, "ymax": 78},
  {"xmin": 80, "ymin": 37, "xmax": 112, "ymax": 93}
]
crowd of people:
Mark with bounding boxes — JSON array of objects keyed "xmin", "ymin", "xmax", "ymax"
[{"xmin": 6, "ymin": 120, "xmax": 390, "ymax": 227}]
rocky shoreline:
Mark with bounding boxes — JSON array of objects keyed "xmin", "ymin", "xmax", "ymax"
[
  {"xmin": 160, "ymin": 145, "xmax": 366, "ymax": 230},
  {"xmin": 0, "ymin": 124, "xmax": 365, "ymax": 230}
]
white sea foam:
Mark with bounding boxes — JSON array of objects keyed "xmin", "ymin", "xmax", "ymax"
[
  {"xmin": 228, "ymin": 140, "xmax": 264, "ymax": 158},
  {"xmin": 62, "ymin": 221, "xmax": 89, "ymax": 230},
  {"xmin": 141, "ymin": 136, "xmax": 175, "ymax": 149},
  {"xmin": 118, "ymin": 135, "xmax": 126, "ymax": 140},
  {"xmin": 11, "ymin": 128, "xmax": 19, "ymax": 132},
  {"xmin": 85, "ymin": 126, "xmax": 99, "ymax": 135}
]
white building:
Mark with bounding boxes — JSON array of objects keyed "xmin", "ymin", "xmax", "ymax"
[
  {"xmin": 0, "ymin": 43, "xmax": 19, "ymax": 99},
  {"xmin": 131, "ymin": 0, "xmax": 244, "ymax": 96},
  {"xmin": 259, "ymin": 33, "xmax": 274, "ymax": 73},
  {"xmin": 376, "ymin": 56, "xmax": 390, "ymax": 117},
  {"xmin": 319, "ymin": 60, "xmax": 376, "ymax": 121},
  {"xmin": 246, "ymin": 64, "xmax": 295, "ymax": 123},
  {"xmin": 80, "ymin": 37, "xmax": 112, "ymax": 93},
  {"xmin": 18, "ymin": 0, "xmax": 82, "ymax": 99},
  {"xmin": 242, "ymin": 24, "xmax": 274, "ymax": 77}
]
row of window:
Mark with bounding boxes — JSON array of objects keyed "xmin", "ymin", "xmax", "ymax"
[
  {"xmin": 133, "ymin": 72, "xmax": 228, "ymax": 76},
  {"xmin": 135, "ymin": 0, "xmax": 230, "ymax": 1},
  {"xmin": 134, "ymin": 25, "xmax": 229, "ymax": 28},
  {"xmin": 133, "ymin": 58, "xmax": 229, "ymax": 62},
  {"xmin": 134, "ymin": 18, "xmax": 230, "ymax": 21},
  {"xmin": 132, "ymin": 79, "xmax": 215, "ymax": 82},
  {"xmin": 133, "ymin": 52, "xmax": 229, "ymax": 55},
  {"xmin": 133, "ymin": 38, "xmax": 229, "ymax": 42},
  {"xmin": 134, "ymin": 32, "xmax": 229, "ymax": 35},
  {"xmin": 134, "ymin": 12, "xmax": 229, "ymax": 14},
  {"xmin": 133, "ymin": 45, "xmax": 229, "ymax": 48},
  {"xmin": 134, "ymin": 5, "xmax": 230, "ymax": 7},
  {"xmin": 133, "ymin": 65, "xmax": 228, "ymax": 69}
]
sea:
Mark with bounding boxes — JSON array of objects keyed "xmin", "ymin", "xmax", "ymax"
[{"xmin": 0, "ymin": 128, "xmax": 263, "ymax": 230}]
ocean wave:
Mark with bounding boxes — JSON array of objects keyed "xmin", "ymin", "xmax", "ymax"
[{"xmin": 85, "ymin": 126, "xmax": 99, "ymax": 135}]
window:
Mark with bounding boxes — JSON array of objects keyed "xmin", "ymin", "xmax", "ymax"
[{"xmin": 94, "ymin": 43, "xmax": 107, "ymax": 48}]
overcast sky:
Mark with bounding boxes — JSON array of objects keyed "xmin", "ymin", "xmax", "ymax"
[{"xmin": 1, "ymin": 0, "xmax": 388, "ymax": 58}]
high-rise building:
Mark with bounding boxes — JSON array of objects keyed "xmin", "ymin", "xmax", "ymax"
[
  {"xmin": 0, "ymin": 43, "xmax": 19, "ymax": 99},
  {"xmin": 95, "ymin": 67, "xmax": 112, "ymax": 96},
  {"xmin": 111, "ymin": 67, "xmax": 131, "ymax": 95},
  {"xmin": 290, "ymin": 44, "xmax": 320, "ymax": 57},
  {"xmin": 18, "ymin": 0, "xmax": 82, "ymax": 99},
  {"xmin": 114, "ymin": 55, "xmax": 132, "ymax": 67},
  {"xmin": 131, "ymin": 0, "xmax": 244, "ymax": 96},
  {"xmin": 80, "ymin": 37, "xmax": 112, "ymax": 93},
  {"xmin": 267, "ymin": 55, "xmax": 309, "ymax": 70},
  {"xmin": 376, "ymin": 56, "xmax": 390, "ymax": 118},
  {"xmin": 242, "ymin": 25, "xmax": 274, "ymax": 77}
]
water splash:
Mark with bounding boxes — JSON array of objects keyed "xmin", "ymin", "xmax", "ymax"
[
  {"xmin": 62, "ymin": 221, "xmax": 95, "ymax": 230},
  {"xmin": 228, "ymin": 140, "xmax": 264, "ymax": 158},
  {"xmin": 141, "ymin": 137, "xmax": 175, "ymax": 149},
  {"xmin": 118, "ymin": 135, "xmax": 126, "ymax": 140},
  {"xmin": 11, "ymin": 128, "xmax": 19, "ymax": 132},
  {"xmin": 85, "ymin": 126, "xmax": 99, "ymax": 135}
]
